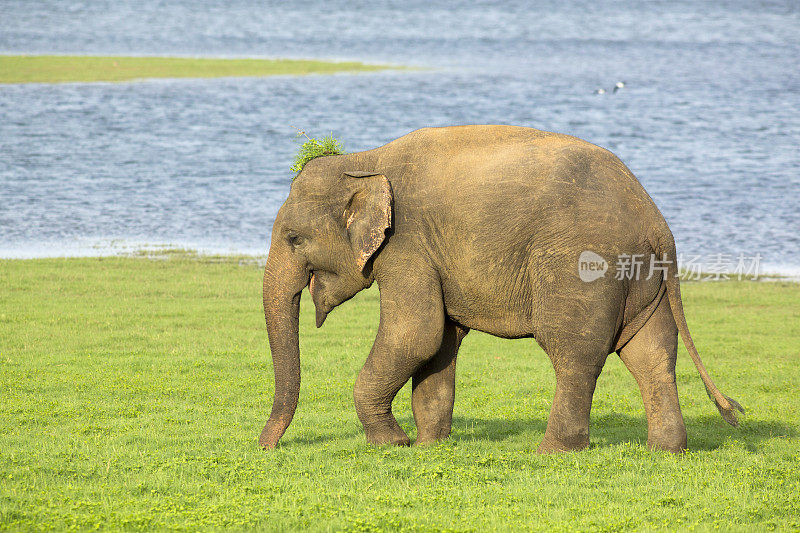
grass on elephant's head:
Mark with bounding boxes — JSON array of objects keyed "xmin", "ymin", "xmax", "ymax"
[
  {"xmin": 0, "ymin": 255, "xmax": 799, "ymax": 531},
  {"xmin": 290, "ymin": 133, "xmax": 346, "ymax": 176}
]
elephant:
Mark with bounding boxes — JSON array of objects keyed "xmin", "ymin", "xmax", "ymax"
[{"xmin": 259, "ymin": 125, "xmax": 743, "ymax": 453}]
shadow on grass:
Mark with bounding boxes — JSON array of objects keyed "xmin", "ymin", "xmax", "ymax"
[
  {"xmin": 450, "ymin": 413, "xmax": 796, "ymax": 452},
  {"xmin": 594, "ymin": 413, "xmax": 796, "ymax": 452},
  {"xmin": 276, "ymin": 413, "xmax": 795, "ymax": 452},
  {"xmin": 282, "ymin": 429, "xmax": 365, "ymax": 447},
  {"xmin": 451, "ymin": 415, "xmax": 547, "ymax": 443}
]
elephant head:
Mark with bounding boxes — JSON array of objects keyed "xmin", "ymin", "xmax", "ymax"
[{"xmin": 259, "ymin": 159, "xmax": 393, "ymax": 448}]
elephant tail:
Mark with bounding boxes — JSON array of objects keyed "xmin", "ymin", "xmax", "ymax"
[{"xmin": 657, "ymin": 235, "xmax": 745, "ymax": 427}]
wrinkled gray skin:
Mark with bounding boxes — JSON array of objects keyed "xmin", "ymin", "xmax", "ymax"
[{"xmin": 260, "ymin": 125, "xmax": 743, "ymax": 453}]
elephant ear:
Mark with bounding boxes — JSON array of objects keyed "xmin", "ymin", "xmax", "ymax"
[{"xmin": 342, "ymin": 171, "xmax": 393, "ymax": 272}]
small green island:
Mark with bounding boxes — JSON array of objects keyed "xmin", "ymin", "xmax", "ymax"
[{"xmin": 0, "ymin": 55, "xmax": 395, "ymax": 84}]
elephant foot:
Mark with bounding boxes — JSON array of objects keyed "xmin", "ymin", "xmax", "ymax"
[
  {"xmin": 647, "ymin": 440, "xmax": 686, "ymax": 454},
  {"xmin": 647, "ymin": 425, "xmax": 687, "ymax": 454},
  {"xmin": 413, "ymin": 429, "xmax": 451, "ymax": 447},
  {"xmin": 364, "ymin": 425, "xmax": 411, "ymax": 447},
  {"xmin": 536, "ymin": 433, "xmax": 590, "ymax": 454}
]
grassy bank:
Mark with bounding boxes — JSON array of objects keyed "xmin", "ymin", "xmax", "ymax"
[
  {"xmin": 0, "ymin": 55, "xmax": 393, "ymax": 84},
  {"xmin": 1, "ymin": 254, "xmax": 798, "ymax": 530}
]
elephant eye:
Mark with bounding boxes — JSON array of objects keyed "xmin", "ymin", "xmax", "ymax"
[{"xmin": 287, "ymin": 232, "xmax": 305, "ymax": 248}]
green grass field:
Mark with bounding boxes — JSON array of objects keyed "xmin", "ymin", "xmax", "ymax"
[
  {"xmin": 0, "ymin": 55, "xmax": 393, "ymax": 84},
  {"xmin": 1, "ymin": 253, "xmax": 798, "ymax": 531}
]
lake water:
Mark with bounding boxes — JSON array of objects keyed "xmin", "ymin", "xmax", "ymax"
[{"xmin": 1, "ymin": 0, "xmax": 799, "ymax": 274}]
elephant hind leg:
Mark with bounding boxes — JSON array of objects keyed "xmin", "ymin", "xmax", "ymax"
[
  {"xmin": 537, "ymin": 356, "xmax": 606, "ymax": 453},
  {"xmin": 411, "ymin": 320, "xmax": 468, "ymax": 446},
  {"xmin": 534, "ymin": 294, "xmax": 620, "ymax": 454},
  {"xmin": 618, "ymin": 294, "xmax": 687, "ymax": 453}
]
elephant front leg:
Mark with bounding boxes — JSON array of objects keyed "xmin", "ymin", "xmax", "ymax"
[
  {"xmin": 354, "ymin": 368, "xmax": 413, "ymax": 446},
  {"xmin": 411, "ymin": 320, "xmax": 469, "ymax": 446},
  {"xmin": 354, "ymin": 270, "xmax": 446, "ymax": 446}
]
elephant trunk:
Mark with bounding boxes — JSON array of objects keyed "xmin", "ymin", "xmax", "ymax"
[{"xmin": 259, "ymin": 235, "xmax": 308, "ymax": 449}]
